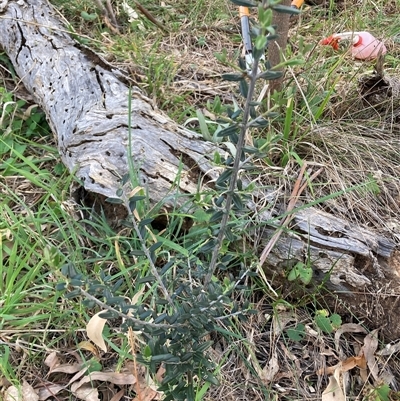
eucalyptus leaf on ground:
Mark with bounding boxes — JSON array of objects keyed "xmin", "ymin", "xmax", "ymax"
[
  {"xmin": 322, "ymin": 376, "xmax": 345, "ymax": 401},
  {"xmin": 86, "ymin": 311, "xmax": 108, "ymax": 352},
  {"xmin": 5, "ymin": 382, "xmax": 39, "ymax": 401}
]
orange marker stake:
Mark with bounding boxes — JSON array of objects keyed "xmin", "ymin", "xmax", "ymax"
[
  {"xmin": 291, "ymin": 0, "xmax": 304, "ymax": 9},
  {"xmin": 239, "ymin": 6, "xmax": 252, "ymax": 54}
]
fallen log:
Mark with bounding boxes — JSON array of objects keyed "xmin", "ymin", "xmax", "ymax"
[
  {"xmin": 0, "ymin": 0, "xmax": 220, "ymax": 204},
  {"xmin": 1, "ymin": 0, "xmax": 398, "ymax": 337}
]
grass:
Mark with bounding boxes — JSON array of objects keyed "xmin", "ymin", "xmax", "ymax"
[{"xmin": 1, "ymin": 0, "xmax": 400, "ymax": 399}]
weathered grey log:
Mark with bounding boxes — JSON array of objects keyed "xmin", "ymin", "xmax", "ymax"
[
  {"xmin": 1, "ymin": 0, "xmax": 399, "ymax": 337},
  {"xmin": 256, "ymin": 206, "xmax": 395, "ymax": 289},
  {"xmin": 0, "ymin": 0, "xmax": 220, "ymax": 203}
]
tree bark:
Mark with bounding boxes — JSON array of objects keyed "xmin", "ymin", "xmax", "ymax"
[
  {"xmin": 0, "ymin": 0, "xmax": 399, "ymax": 338},
  {"xmin": 267, "ymin": 0, "xmax": 291, "ymax": 94}
]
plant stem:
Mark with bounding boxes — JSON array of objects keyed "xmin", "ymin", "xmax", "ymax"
[
  {"xmin": 79, "ymin": 288, "xmax": 179, "ymax": 329},
  {"xmin": 204, "ymin": 59, "xmax": 261, "ymax": 289}
]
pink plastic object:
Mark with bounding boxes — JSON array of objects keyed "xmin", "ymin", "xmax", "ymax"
[{"xmin": 320, "ymin": 31, "xmax": 387, "ymax": 60}]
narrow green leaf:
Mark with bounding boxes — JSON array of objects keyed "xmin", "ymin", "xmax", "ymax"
[
  {"xmin": 229, "ymin": 0, "xmax": 257, "ymax": 7},
  {"xmin": 139, "ymin": 310, "xmax": 153, "ymax": 319},
  {"xmin": 249, "ymin": 118, "xmax": 269, "ymax": 127},
  {"xmin": 196, "ymin": 109, "xmax": 211, "ymax": 141},
  {"xmin": 216, "ymin": 169, "xmax": 232, "ymax": 186},
  {"xmin": 151, "ymin": 354, "xmax": 180, "ymax": 363},
  {"xmin": 155, "ymin": 235, "xmax": 189, "ymax": 257},
  {"xmin": 221, "ymin": 73, "xmax": 245, "ymax": 82},
  {"xmin": 210, "ymin": 211, "xmax": 224, "ymax": 223},
  {"xmin": 64, "ymin": 289, "xmax": 81, "ymax": 298},
  {"xmin": 105, "ymin": 197, "xmax": 123, "ymax": 204},
  {"xmin": 149, "ymin": 241, "xmax": 163, "ymax": 253},
  {"xmin": 55, "ymin": 282, "xmax": 67, "ymax": 291},
  {"xmin": 255, "ymin": 35, "xmax": 268, "ymax": 51},
  {"xmin": 225, "ymin": 227, "xmax": 238, "ymax": 242},
  {"xmin": 203, "ymin": 374, "xmax": 219, "ymax": 385},
  {"xmin": 129, "ymin": 200, "xmax": 137, "ymax": 212},
  {"xmin": 232, "ymin": 193, "xmax": 244, "ymax": 210},
  {"xmin": 129, "ymin": 195, "xmax": 146, "ymax": 202},
  {"xmin": 257, "ymin": 70, "xmax": 283, "ymax": 81},
  {"xmin": 214, "ymin": 195, "xmax": 225, "ymax": 206},
  {"xmin": 216, "ymin": 124, "xmax": 238, "ymax": 138},
  {"xmin": 242, "ymin": 145, "xmax": 259, "ymax": 154},
  {"xmin": 154, "ymin": 313, "xmax": 168, "ymax": 324},
  {"xmin": 193, "ymin": 340, "xmax": 214, "ymax": 353},
  {"xmin": 281, "ymin": 58, "xmax": 304, "ymax": 67},
  {"xmin": 239, "ymin": 79, "xmax": 249, "ymax": 98},
  {"xmin": 238, "ymin": 57, "xmax": 247, "ymax": 70},
  {"xmin": 249, "ymin": 105, "xmax": 257, "ymax": 119},
  {"xmin": 198, "ymin": 239, "xmax": 217, "ymax": 253},
  {"xmin": 137, "ymin": 276, "xmax": 156, "ymax": 284},
  {"xmin": 129, "ymin": 249, "xmax": 146, "ymax": 256},
  {"xmin": 139, "ymin": 218, "xmax": 154, "ymax": 227},
  {"xmin": 231, "ymin": 109, "xmax": 242, "ymax": 120}
]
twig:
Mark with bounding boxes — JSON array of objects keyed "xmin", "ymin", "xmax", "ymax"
[
  {"xmin": 128, "ymin": 327, "xmax": 143, "ymax": 401},
  {"xmin": 104, "ymin": 0, "xmax": 118, "ymax": 28},
  {"xmin": 79, "ymin": 288, "xmax": 179, "ymax": 329},
  {"xmin": 259, "ymin": 165, "xmax": 323, "ymax": 266},
  {"xmin": 133, "ymin": 0, "xmax": 169, "ymax": 33},
  {"xmin": 91, "ymin": 0, "xmax": 120, "ymax": 33}
]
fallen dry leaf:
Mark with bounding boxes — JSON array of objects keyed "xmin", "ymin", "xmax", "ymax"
[
  {"xmin": 75, "ymin": 372, "xmax": 137, "ymax": 387},
  {"xmin": 51, "ymin": 363, "xmax": 82, "ymax": 375},
  {"xmin": 261, "ymin": 351, "xmax": 279, "ymax": 383},
  {"xmin": 132, "ymin": 387, "xmax": 158, "ymax": 401},
  {"xmin": 45, "ymin": 350, "xmax": 82, "ymax": 375},
  {"xmin": 5, "ymin": 385, "xmax": 22, "ymax": 401},
  {"xmin": 322, "ymin": 376, "xmax": 345, "ymax": 401},
  {"xmin": 73, "ymin": 383, "xmax": 100, "ymax": 401},
  {"xmin": 70, "ymin": 372, "xmax": 135, "ymax": 401},
  {"xmin": 363, "ymin": 329, "xmax": 379, "ymax": 382},
  {"xmin": 44, "ymin": 351, "xmax": 60, "ymax": 372},
  {"xmin": 67, "ymin": 366, "xmax": 89, "ymax": 387},
  {"xmin": 342, "ymin": 355, "xmax": 366, "ymax": 372},
  {"xmin": 78, "ymin": 340, "xmax": 100, "ymax": 357},
  {"xmin": 377, "ymin": 340, "xmax": 400, "ymax": 356},
  {"xmin": 334, "ymin": 323, "xmax": 367, "ymax": 351},
  {"xmin": 38, "ymin": 384, "xmax": 65, "ymax": 401},
  {"xmin": 359, "ymin": 355, "xmax": 368, "ymax": 383},
  {"xmin": 272, "ymin": 311, "xmax": 295, "ymax": 336},
  {"xmin": 317, "ymin": 354, "xmax": 367, "ymax": 376},
  {"xmin": 86, "ymin": 311, "xmax": 108, "ymax": 352},
  {"xmin": 317, "ymin": 363, "xmax": 338, "ymax": 376},
  {"xmin": 5, "ymin": 381, "xmax": 39, "ymax": 401}
]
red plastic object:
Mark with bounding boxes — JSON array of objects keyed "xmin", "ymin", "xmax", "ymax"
[
  {"xmin": 320, "ymin": 35, "xmax": 340, "ymax": 51},
  {"xmin": 320, "ymin": 31, "xmax": 387, "ymax": 60}
]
